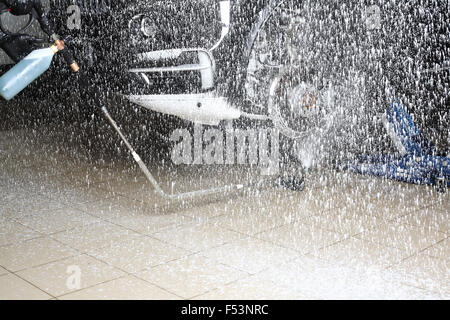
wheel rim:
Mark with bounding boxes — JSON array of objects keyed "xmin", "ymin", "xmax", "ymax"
[{"xmin": 244, "ymin": 2, "xmax": 356, "ymax": 140}]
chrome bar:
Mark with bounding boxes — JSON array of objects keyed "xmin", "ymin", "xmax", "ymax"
[{"xmin": 100, "ymin": 106, "xmax": 267, "ymax": 201}]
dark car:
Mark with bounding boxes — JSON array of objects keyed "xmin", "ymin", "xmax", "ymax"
[{"xmin": 1, "ymin": 0, "xmax": 448, "ymax": 164}]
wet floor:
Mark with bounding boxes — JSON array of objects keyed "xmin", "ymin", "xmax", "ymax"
[{"xmin": 0, "ymin": 127, "xmax": 448, "ymax": 300}]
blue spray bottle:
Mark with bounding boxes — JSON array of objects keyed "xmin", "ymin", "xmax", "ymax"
[{"xmin": 0, "ymin": 42, "xmax": 79, "ymax": 100}]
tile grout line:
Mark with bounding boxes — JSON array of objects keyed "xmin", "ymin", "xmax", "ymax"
[{"xmin": 1, "ymin": 265, "xmax": 57, "ymax": 299}]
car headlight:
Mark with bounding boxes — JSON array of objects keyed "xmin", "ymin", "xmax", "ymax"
[
  {"xmin": 140, "ymin": 17, "xmax": 155, "ymax": 37},
  {"xmin": 129, "ymin": 14, "xmax": 155, "ymax": 38}
]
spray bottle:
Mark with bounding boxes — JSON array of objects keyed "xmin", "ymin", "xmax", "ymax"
[{"xmin": 0, "ymin": 40, "xmax": 79, "ymax": 100}]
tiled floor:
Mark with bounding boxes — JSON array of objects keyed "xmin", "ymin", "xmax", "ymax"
[{"xmin": 0, "ymin": 128, "xmax": 448, "ymax": 300}]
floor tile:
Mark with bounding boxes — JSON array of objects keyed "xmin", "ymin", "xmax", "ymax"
[
  {"xmin": 9, "ymin": 175, "xmax": 60, "ymax": 195},
  {"xmin": 151, "ymin": 222, "xmax": 245, "ymax": 253},
  {"xmin": 355, "ymin": 221, "xmax": 447, "ymax": 255},
  {"xmin": 73, "ymin": 196, "xmax": 142, "ymax": 220},
  {"xmin": 136, "ymin": 254, "xmax": 247, "ymax": 299},
  {"xmin": 0, "ymin": 185, "xmax": 29, "ymax": 207},
  {"xmin": 177, "ymin": 201, "xmax": 230, "ymax": 222},
  {"xmin": 17, "ymin": 207, "xmax": 101, "ymax": 235},
  {"xmin": 110, "ymin": 212, "xmax": 192, "ymax": 235},
  {"xmin": 202, "ymin": 237, "xmax": 299, "ymax": 274},
  {"xmin": 97, "ymin": 177, "xmax": 172, "ymax": 209},
  {"xmin": 194, "ymin": 275, "xmax": 314, "ymax": 300},
  {"xmin": 59, "ymin": 275, "xmax": 180, "ymax": 300},
  {"xmin": 51, "ymin": 221, "xmax": 141, "ymax": 254},
  {"xmin": 256, "ymin": 220, "xmax": 346, "ymax": 255},
  {"xmin": 0, "ymin": 274, "xmax": 51, "ymax": 300},
  {"xmin": 16, "ymin": 254, "xmax": 126, "ymax": 297},
  {"xmin": 422, "ymin": 239, "xmax": 449, "ymax": 261},
  {"xmin": 89, "ymin": 236, "xmax": 191, "ymax": 273},
  {"xmin": 42, "ymin": 184, "xmax": 116, "ymax": 206},
  {"xmin": 396, "ymin": 207, "xmax": 449, "ymax": 234},
  {"xmin": 402, "ymin": 187, "xmax": 450, "ymax": 213},
  {"xmin": 52, "ymin": 165, "xmax": 117, "ymax": 188},
  {"xmin": 390, "ymin": 253, "xmax": 449, "ymax": 296},
  {"xmin": 204, "ymin": 189, "xmax": 321, "ymax": 236},
  {"xmin": 297, "ymin": 187, "xmax": 350, "ymax": 212},
  {"xmin": 0, "ymin": 220, "xmax": 43, "ymax": 247},
  {"xmin": 1, "ymin": 128, "xmax": 448, "ymax": 300},
  {"xmin": 0, "ymin": 216, "xmax": 10, "ymax": 226},
  {"xmin": 0, "ymin": 237, "xmax": 78, "ymax": 272},
  {"xmin": 1, "ymin": 194, "xmax": 65, "ymax": 220},
  {"xmin": 0, "ymin": 266, "xmax": 8, "ymax": 276},
  {"xmin": 312, "ymin": 237, "xmax": 410, "ymax": 269},
  {"xmin": 325, "ymin": 207, "xmax": 387, "ymax": 236},
  {"xmin": 258, "ymin": 256, "xmax": 439, "ymax": 299},
  {"xmin": 304, "ymin": 169, "xmax": 357, "ymax": 190},
  {"xmin": 337, "ymin": 196, "xmax": 418, "ymax": 222},
  {"xmin": 208, "ymin": 214, "xmax": 280, "ymax": 236}
]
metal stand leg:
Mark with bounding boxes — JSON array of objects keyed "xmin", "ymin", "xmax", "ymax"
[{"xmin": 101, "ymin": 106, "xmax": 270, "ymax": 200}]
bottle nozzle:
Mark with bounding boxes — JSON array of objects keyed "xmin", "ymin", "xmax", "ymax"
[
  {"xmin": 50, "ymin": 45, "xmax": 59, "ymax": 53},
  {"xmin": 70, "ymin": 62, "xmax": 80, "ymax": 73}
]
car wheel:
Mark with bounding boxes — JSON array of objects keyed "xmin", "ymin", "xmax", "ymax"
[{"xmin": 241, "ymin": 1, "xmax": 379, "ymax": 168}]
